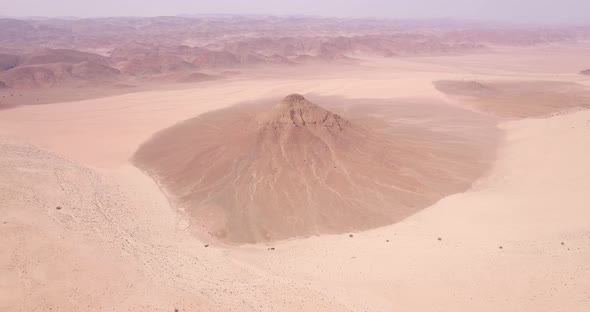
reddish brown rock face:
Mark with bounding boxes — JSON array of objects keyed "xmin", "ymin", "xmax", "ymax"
[{"xmin": 133, "ymin": 95, "xmax": 496, "ymax": 244}]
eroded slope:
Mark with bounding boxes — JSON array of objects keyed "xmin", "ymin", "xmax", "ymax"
[{"xmin": 134, "ymin": 95, "xmax": 497, "ymax": 244}]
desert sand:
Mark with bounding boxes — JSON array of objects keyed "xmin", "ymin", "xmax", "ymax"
[
  {"xmin": 1, "ymin": 24, "xmax": 590, "ymax": 312},
  {"xmin": 434, "ymin": 79, "xmax": 590, "ymax": 117}
]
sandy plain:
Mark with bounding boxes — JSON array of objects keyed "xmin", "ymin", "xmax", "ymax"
[{"xmin": 1, "ymin": 41, "xmax": 590, "ymax": 311}]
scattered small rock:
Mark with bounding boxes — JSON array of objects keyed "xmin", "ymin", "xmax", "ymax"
[
  {"xmin": 561, "ymin": 242, "xmax": 565, "ymax": 245},
  {"xmin": 204, "ymin": 244, "xmax": 209, "ymax": 248},
  {"xmin": 349, "ymin": 234, "xmax": 354, "ymax": 238},
  {"xmin": 437, "ymin": 237, "xmax": 442, "ymax": 241},
  {"xmin": 386, "ymin": 239, "xmax": 390, "ymax": 242},
  {"xmin": 499, "ymin": 246, "xmax": 503, "ymax": 249},
  {"xmin": 267, "ymin": 247, "xmax": 275, "ymax": 251},
  {"xmin": 55, "ymin": 206, "xmax": 62, "ymax": 210}
]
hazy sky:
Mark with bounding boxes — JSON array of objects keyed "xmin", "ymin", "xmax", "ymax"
[{"xmin": 1, "ymin": 0, "xmax": 589, "ymax": 23}]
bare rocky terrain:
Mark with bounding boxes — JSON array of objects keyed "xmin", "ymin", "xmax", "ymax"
[
  {"xmin": 434, "ymin": 80, "xmax": 590, "ymax": 117},
  {"xmin": 134, "ymin": 94, "xmax": 497, "ymax": 243},
  {"xmin": 1, "ymin": 14, "xmax": 590, "ymax": 312},
  {"xmin": 1, "ymin": 16, "xmax": 588, "ymax": 100}
]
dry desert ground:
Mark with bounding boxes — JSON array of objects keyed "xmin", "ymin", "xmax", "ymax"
[{"xmin": 1, "ymin": 17, "xmax": 590, "ymax": 312}]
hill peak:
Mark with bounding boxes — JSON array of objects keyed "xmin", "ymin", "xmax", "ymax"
[{"xmin": 258, "ymin": 94, "xmax": 346, "ymax": 129}]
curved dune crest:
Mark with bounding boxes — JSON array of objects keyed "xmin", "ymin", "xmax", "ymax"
[{"xmin": 134, "ymin": 95, "xmax": 495, "ymax": 243}]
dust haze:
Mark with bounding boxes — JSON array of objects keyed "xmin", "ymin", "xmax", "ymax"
[{"xmin": 1, "ymin": 5, "xmax": 590, "ymax": 312}]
